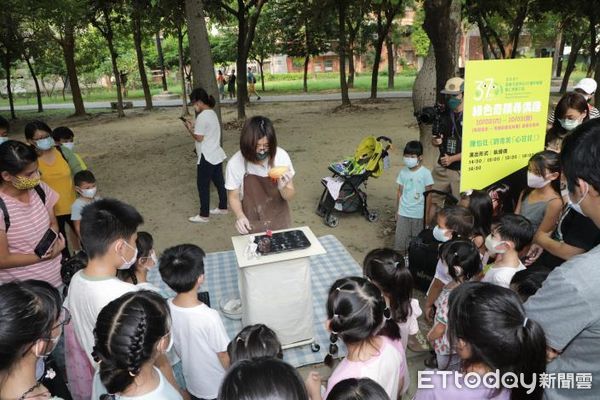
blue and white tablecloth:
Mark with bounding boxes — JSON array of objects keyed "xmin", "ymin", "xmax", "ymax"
[{"xmin": 148, "ymin": 234, "xmax": 360, "ymax": 367}]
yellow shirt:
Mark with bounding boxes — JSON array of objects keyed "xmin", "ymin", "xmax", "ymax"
[{"xmin": 39, "ymin": 148, "xmax": 76, "ymax": 216}]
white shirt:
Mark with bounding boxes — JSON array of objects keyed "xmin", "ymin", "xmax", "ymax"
[
  {"xmin": 64, "ymin": 271, "xmax": 138, "ymax": 364},
  {"xmin": 194, "ymin": 109, "xmax": 226, "ymax": 165},
  {"xmin": 92, "ymin": 367, "xmax": 182, "ymax": 400},
  {"xmin": 168, "ymin": 300, "xmax": 230, "ymax": 399},
  {"xmin": 481, "ymin": 262, "xmax": 526, "ymax": 288},
  {"xmin": 225, "ymin": 147, "xmax": 295, "ymax": 199}
]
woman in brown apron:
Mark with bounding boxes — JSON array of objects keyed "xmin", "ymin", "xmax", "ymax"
[{"xmin": 225, "ymin": 116, "xmax": 295, "ymax": 234}]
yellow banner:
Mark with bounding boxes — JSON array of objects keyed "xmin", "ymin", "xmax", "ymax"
[{"xmin": 460, "ymin": 58, "xmax": 552, "ymax": 192}]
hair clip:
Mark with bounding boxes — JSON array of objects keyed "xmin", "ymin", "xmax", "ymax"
[
  {"xmin": 522, "ymin": 317, "xmax": 529, "ymax": 328},
  {"xmin": 333, "ymin": 313, "xmax": 339, "ymax": 318},
  {"xmin": 236, "ymin": 336, "xmax": 245, "ymax": 343},
  {"xmin": 383, "ymin": 307, "xmax": 392, "ymax": 320},
  {"xmin": 335, "ymin": 287, "xmax": 341, "ymax": 292},
  {"xmin": 129, "ymin": 371, "xmax": 136, "ymax": 377},
  {"xmin": 393, "ymin": 261, "xmax": 400, "ymax": 268}
]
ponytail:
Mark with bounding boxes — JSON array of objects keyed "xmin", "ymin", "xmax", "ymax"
[
  {"xmin": 513, "ymin": 318, "xmax": 546, "ymax": 400},
  {"xmin": 189, "ymin": 87, "xmax": 216, "ymax": 108},
  {"xmin": 363, "ymin": 248, "xmax": 413, "ymax": 324},
  {"xmin": 448, "ymin": 283, "xmax": 546, "ymax": 400},
  {"xmin": 93, "ymin": 291, "xmax": 170, "ymax": 396}
]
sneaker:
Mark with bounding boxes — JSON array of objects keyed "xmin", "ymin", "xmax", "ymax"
[
  {"xmin": 209, "ymin": 208, "xmax": 229, "ymax": 215},
  {"xmin": 188, "ymin": 215, "xmax": 209, "ymax": 223}
]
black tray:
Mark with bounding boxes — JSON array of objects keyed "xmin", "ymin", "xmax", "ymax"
[{"xmin": 254, "ymin": 230, "xmax": 311, "ymax": 255}]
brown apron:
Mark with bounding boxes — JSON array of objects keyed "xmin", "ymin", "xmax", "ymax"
[{"xmin": 242, "ymin": 164, "xmax": 291, "ymax": 234}]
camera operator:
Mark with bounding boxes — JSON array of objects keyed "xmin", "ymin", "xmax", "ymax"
[{"xmin": 425, "ymin": 77, "xmax": 464, "ymax": 225}]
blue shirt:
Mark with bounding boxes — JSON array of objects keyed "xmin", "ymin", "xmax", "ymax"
[{"xmin": 397, "ymin": 166, "xmax": 434, "ymax": 218}]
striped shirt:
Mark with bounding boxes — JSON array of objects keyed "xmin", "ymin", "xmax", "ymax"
[{"xmin": 0, "ymin": 183, "xmax": 62, "ymax": 287}]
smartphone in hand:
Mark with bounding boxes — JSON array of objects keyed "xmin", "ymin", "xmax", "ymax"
[{"xmin": 34, "ymin": 229, "xmax": 58, "ymax": 258}]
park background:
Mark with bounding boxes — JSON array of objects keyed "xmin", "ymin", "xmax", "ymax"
[{"xmin": 1, "ymin": 0, "xmax": 599, "ymax": 395}]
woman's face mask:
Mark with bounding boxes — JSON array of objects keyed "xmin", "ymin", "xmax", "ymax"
[{"xmin": 559, "ymin": 118, "xmax": 582, "ymax": 131}]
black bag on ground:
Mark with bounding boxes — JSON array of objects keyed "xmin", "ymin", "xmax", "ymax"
[{"xmin": 408, "ymin": 228, "xmax": 442, "ymax": 293}]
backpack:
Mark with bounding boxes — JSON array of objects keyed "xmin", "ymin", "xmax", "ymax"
[{"xmin": 0, "ymin": 185, "xmax": 46, "ymax": 232}]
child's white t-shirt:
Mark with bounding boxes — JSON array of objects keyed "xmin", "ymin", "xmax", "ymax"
[
  {"xmin": 225, "ymin": 148, "xmax": 295, "ymax": 199},
  {"xmin": 324, "ymin": 336, "xmax": 407, "ymax": 399},
  {"xmin": 168, "ymin": 300, "xmax": 230, "ymax": 399},
  {"xmin": 91, "ymin": 367, "xmax": 182, "ymax": 400},
  {"xmin": 481, "ymin": 262, "xmax": 526, "ymax": 288},
  {"xmin": 64, "ymin": 271, "xmax": 138, "ymax": 364}
]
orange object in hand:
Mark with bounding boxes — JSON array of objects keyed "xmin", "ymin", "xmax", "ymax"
[{"xmin": 268, "ymin": 166, "xmax": 289, "ymax": 180}]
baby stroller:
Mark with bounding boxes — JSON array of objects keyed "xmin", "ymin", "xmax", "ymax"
[{"xmin": 316, "ymin": 136, "xmax": 392, "ymax": 227}]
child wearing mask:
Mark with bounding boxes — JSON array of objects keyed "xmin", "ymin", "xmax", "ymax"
[
  {"xmin": 516, "ymin": 151, "xmax": 563, "ymax": 235},
  {"xmin": 71, "ymin": 170, "xmax": 100, "ymax": 240},
  {"xmin": 52, "ymin": 126, "xmax": 87, "ymax": 170},
  {"xmin": 482, "ymin": 214, "xmax": 534, "ymax": 288},
  {"xmin": 394, "ymin": 140, "xmax": 434, "ymax": 253}
]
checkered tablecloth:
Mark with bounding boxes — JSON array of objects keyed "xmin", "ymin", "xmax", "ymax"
[{"xmin": 148, "ymin": 234, "xmax": 360, "ymax": 367}]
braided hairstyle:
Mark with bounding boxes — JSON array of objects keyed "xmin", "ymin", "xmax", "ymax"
[
  {"xmin": 92, "ymin": 290, "xmax": 170, "ymax": 397},
  {"xmin": 324, "ymin": 277, "xmax": 400, "ymax": 367},
  {"xmin": 227, "ymin": 324, "xmax": 283, "ymax": 363}
]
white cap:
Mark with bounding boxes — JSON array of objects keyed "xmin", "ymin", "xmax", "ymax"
[
  {"xmin": 574, "ymin": 78, "xmax": 597, "ymax": 95},
  {"xmin": 441, "ymin": 77, "xmax": 464, "ymax": 95}
]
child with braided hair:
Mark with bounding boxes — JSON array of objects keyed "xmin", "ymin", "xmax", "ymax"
[
  {"xmin": 307, "ymin": 277, "xmax": 407, "ymax": 400},
  {"xmin": 91, "ymin": 290, "xmax": 182, "ymax": 400}
]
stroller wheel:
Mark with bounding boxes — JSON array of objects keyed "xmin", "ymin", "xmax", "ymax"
[
  {"xmin": 367, "ymin": 210, "xmax": 379, "ymax": 222},
  {"xmin": 324, "ymin": 215, "xmax": 339, "ymax": 228}
]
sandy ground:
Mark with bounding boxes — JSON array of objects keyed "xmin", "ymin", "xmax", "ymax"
[
  {"xmin": 7, "ymin": 99, "xmax": 429, "ymax": 395},
  {"xmin": 8, "ymin": 100, "xmax": 421, "ymax": 258}
]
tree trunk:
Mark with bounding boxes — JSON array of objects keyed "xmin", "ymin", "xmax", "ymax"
[
  {"xmin": 3, "ymin": 54, "xmax": 16, "ymax": 119},
  {"xmin": 386, "ymin": 34, "xmax": 394, "ymax": 89},
  {"xmin": 155, "ymin": 32, "xmax": 169, "ymax": 92},
  {"xmin": 259, "ymin": 59, "xmax": 265, "ymax": 91},
  {"xmin": 477, "ymin": 20, "xmax": 492, "ymax": 60},
  {"xmin": 560, "ymin": 33, "xmax": 585, "ymax": 93},
  {"xmin": 303, "ymin": 54, "xmax": 309, "ymax": 92},
  {"xmin": 132, "ymin": 15, "xmax": 153, "ymax": 110},
  {"xmin": 25, "ymin": 57, "xmax": 43, "ymax": 113},
  {"xmin": 234, "ymin": 1, "xmax": 265, "ymax": 119},
  {"xmin": 557, "ymin": 35, "xmax": 566, "ymax": 77},
  {"xmin": 177, "ymin": 27, "xmax": 189, "ymax": 116},
  {"xmin": 412, "ymin": 46, "xmax": 437, "ymax": 169},
  {"xmin": 347, "ymin": 42, "xmax": 355, "ymax": 88},
  {"xmin": 587, "ymin": 16, "xmax": 597, "ymax": 77},
  {"xmin": 594, "ymin": 53, "xmax": 600, "ymax": 106},
  {"xmin": 185, "ymin": 0, "xmax": 221, "ymax": 120},
  {"xmin": 337, "ymin": 0, "xmax": 351, "ymax": 106},
  {"xmin": 60, "ymin": 27, "xmax": 86, "ymax": 116},
  {"xmin": 370, "ymin": 11, "xmax": 388, "ymax": 99},
  {"xmin": 97, "ymin": 11, "xmax": 125, "ymax": 118},
  {"xmin": 508, "ymin": 2, "xmax": 529, "ymax": 59},
  {"xmin": 552, "ymin": 24, "xmax": 563, "ymax": 78},
  {"xmin": 424, "ymin": 0, "xmax": 461, "ymax": 103}
]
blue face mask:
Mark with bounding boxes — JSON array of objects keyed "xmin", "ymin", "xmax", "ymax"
[
  {"xmin": 448, "ymin": 97, "xmax": 462, "ymax": 111},
  {"xmin": 36, "ymin": 137, "xmax": 55, "ymax": 151},
  {"xmin": 256, "ymin": 151, "xmax": 269, "ymax": 161},
  {"xmin": 0, "ymin": 137, "xmax": 8, "ymax": 145}
]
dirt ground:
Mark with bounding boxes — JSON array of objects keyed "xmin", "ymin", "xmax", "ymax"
[{"xmin": 8, "ymin": 99, "xmax": 422, "ymax": 259}]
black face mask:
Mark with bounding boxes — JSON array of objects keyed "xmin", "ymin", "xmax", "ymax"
[{"xmin": 256, "ymin": 151, "xmax": 269, "ymax": 161}]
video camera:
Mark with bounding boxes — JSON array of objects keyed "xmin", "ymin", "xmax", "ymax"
[{"xmin": 414, "ymin": 104, "xmax": 445, "ymax": 136}]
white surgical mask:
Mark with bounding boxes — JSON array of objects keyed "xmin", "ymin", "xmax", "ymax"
[
  {"xmin": 433, "ymin": 225, "xmax": 450, "ymax": 242},
  {"xmin": 146, "ymin": 250, "xmax": 159, "ymax": 270},
  {"xmin": 485, "ymin": 234, "xmax": 507, "ymax": 256},
  {"xmin": 559, "ymin": 118, "xmax": 582, "ymax": 131},
  {"xmin": 79, "ymin": 187, "xmax": 97, "ymax": 199},
  {"xmin": 117, "ymin": 240, "xmax": 138, "ymax": 270},
  {"xmin": 0, "ymin": 137, "xmax": 8, "ymax": 145},
  {"xmin": 527, "ymin": 172, "xmax": 550, "ymax": 189},
  {"xmin": 403, "ymin": 157, "xmax": 419, "ymax": 169},
  {"xmin": 567, "ymin": 182, "xmax": 589, "ymax": 216},
  {"xmin": 63, "ymin": 142, "xmax": 75, "ymax": 150}
]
